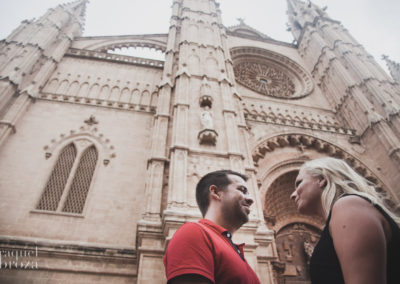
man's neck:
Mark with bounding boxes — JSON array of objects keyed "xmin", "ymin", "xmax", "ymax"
[{"xmin": 203, "ymin": 213, "xmax": 239, "ymax": 235}]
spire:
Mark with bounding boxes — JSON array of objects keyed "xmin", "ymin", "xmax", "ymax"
[
  {"xmin": 58, "ymin": 0, "xmax": 88, "ymax": 15},
  {"xmin": 59, "ymin": 0, "xmax": 88, "ymax": 32},
  {"xmin": 40, "ymin": 0, "xmax": 88, "ymax": 36},
  {"xmin": 286, "ymin": 0, "xmax": 329, "ymax": 41},
  {"xmin": 287, "ymin": 0, "xmax": 305, "ymax": 14},
  {"xmin": 287, "ymin": 0, "xmax": 328, "ymax": 18},
  {"xmin": 382, "ymin": 55, "xmax": 400, "ymax": 84}
]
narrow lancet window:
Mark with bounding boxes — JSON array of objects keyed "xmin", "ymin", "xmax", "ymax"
[
  {"xmin": 36, "ymin": 144, "xmax": 77, "ymax": 211},
  {"xmin": 62, "ymin": 146, "xmax": 98, "ymax": 213}
]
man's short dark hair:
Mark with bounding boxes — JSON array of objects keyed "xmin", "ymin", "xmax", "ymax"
[{"xmin": 196, "ymin": 170, "xmax": 248, "ymax": 216}]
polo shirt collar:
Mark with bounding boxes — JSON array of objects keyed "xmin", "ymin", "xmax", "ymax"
[
  {"xmin": 199, "ymin": 218, "xmax": 228, "ymax": 235},
  {"xmin": 199, "ymin": 218, "xmax": 246, "ymax": 260},
  {"xmin": 199, "ymin": 219, "xmax": 245, "ymax": 246}
]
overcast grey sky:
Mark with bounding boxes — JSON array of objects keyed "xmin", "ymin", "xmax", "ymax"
[{"xmin": 0, "ymin": 0, "xmax": 399, "ymax": 74}]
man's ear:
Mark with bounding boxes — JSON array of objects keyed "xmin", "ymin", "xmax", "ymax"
[{"xmin": 209, "ymin": 185, "xmax": 221, "ymax": 200}]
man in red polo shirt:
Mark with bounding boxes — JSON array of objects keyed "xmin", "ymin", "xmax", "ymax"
[{"xmin": 164, "ymin": 170, "xmax": 260, "ymax": 284}]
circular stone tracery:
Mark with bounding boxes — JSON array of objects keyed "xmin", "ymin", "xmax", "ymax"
[
  {"xmin": 234, "ymin": 62, "xmax": 295, "ymax": 98},
  {"xmin": 230, "ymin": 47, "xmax": 314, "ymax": 99}
]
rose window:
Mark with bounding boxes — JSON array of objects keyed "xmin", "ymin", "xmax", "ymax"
[{"xmin": 234, "ymin": 62, "xmax": 295, "ymax": 98}]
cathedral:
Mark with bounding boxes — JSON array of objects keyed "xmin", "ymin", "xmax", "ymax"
[{"xmin": 1, "ymin": 0, "xmax": 399, "ymax": 283}]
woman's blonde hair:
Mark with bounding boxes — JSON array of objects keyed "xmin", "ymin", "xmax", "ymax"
[{"xmin": 301, "ymin": 157, "xmax": 400, "ymax": 225}]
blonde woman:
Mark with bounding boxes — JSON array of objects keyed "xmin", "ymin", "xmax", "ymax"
[{"xmin": 290, "ymin": 157, "xmax": 400, "ymax": 284}]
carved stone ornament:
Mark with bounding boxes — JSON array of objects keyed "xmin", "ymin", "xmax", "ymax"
[
  {"xmin": 199, "ymin": 95, "xmax": 213, "ymax": 108},
  {"xmin": 84, "ymin": 115, "xmax": 99, "ymax": 126},
  {"xmin": 198, "ymin": 129, "xmax": 218, "ymax": 145},
  {"xmin": 234, "ymin": 62, "xmax": 295, "ymax": 98}
]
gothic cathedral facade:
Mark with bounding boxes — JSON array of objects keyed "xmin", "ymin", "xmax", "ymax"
[{"xmin": 0, "ymin": 0, "xmax": 399, "ymax": 283}]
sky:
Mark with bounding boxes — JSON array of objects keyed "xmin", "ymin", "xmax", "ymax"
[{"xmin": 0, "ymin": 0, "xmax": 399, "ymax": 74}]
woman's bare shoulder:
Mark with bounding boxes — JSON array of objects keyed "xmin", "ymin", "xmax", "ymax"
[
  {"xmin": 332, "ymin": 195, "xmax": 373, "ymax": 212},
  {"xmin": 330, "ymin": 195, "xmax": 382, "ymax": 232}
]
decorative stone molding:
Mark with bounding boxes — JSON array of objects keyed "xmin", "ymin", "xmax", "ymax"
[
  {"xmin": 39, "ymin": 92, "xmax": 157, "ymax": 113},
  {"xmin": 41, "ymin": 70, "xmax": 160, "ymax": 113},
  {"xmin": 198, "ymin": 129, "xmax": 218, "ymax": 145},
  {"xmin": 74, "ymin": 34, "xmax": 168, "ymax": 53},
  {"xmin": 67, "ymin": 48, "xmax": 164, "ymax": 68},
  {"xmin": 242, "ymin": 101, "xmax": 354, "ymax": 136},
  {"xmin": 43, "ymin": 116, "xmax": 116, "ymax": 166},
  {"xmin": 252, "ymin": 133, "xmax": 396, "ymax": 207},
  {"xmin": 199, "ymin": 95, "xmax": 213, "ymax": 108},
  {"xmin": 231, "ymin": 47, "xmax": 314, "ymax": 99}
]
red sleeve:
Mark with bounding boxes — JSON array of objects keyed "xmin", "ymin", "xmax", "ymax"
[{"xmin": 164, "ymin": 222, "xmax": 215, "ymax": 283}]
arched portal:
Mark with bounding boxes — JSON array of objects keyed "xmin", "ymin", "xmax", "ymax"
[{"xmin": 263, "ymin": 169, "xmax": 323, "ymax": 283}]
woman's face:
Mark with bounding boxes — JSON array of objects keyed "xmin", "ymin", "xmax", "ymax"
[{"xmin": 290, "ymin": 168, "xmax": 325, "ymax": 218}]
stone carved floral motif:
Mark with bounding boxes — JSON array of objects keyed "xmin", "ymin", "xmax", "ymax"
[{"xmin": 234, "ymin": 62, "xmax": 295, "ymax": 98}]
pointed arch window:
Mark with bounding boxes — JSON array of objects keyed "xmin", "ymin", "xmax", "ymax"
[
  {"xmin": 36, "ymin": 144, "xmax": 77, "ymax": 211},
  {"xmin": 36, "ymin": 142, "xmax": 98, "ymax": 214},
  {"xmin": 63, "ymin": 146, "xmax": 98, "ymax": 213}
]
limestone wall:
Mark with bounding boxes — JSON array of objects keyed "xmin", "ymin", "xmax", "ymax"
[{"xmin": 0, "ymin": 99, "xmax": 153, "ymax": 247}]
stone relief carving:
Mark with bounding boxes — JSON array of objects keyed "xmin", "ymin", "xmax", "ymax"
[{"xmin": 274, "ymin": 223, "xmax": 321, "ymax": 282}]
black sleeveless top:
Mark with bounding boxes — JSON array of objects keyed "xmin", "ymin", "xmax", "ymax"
[{"xmin": 310, "ymin": 195, "xmax": 400, "ymax": 284}]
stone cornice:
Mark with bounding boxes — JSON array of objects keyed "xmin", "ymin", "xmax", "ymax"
[
  {"xmin": 73, "ymin": 34, "xmax": 168, "ymax": 53},
  {"xmin": 66, "ymin": 48, "xmax": 164, "ymax": 69},
  {"xmin": 38, "ymin": 92, "xmax": 157, "ymax": 114}
]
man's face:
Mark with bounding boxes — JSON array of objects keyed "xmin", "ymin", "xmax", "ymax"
[{"xmin": 220, "ymin": 174, "xmax": 254, "ymax": 228}]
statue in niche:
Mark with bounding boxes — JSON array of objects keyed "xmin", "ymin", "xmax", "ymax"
[{"xmin": 200, "ymin": 107, "xmax": 214, "ymax": 129}]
